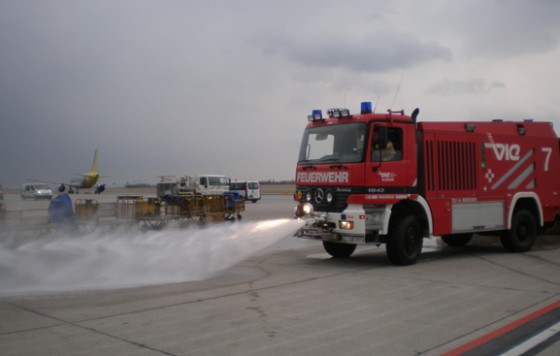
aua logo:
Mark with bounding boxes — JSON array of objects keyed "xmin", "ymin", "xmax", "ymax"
[
  {"xmin": 487, "ymin": 143, "xmax": 521, "ymax": 161},
  {"xmin": 378, "ymin": 171, "xmax": 397, "ymax": 182}
]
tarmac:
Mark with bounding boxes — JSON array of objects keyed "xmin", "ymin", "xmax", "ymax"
[{"xmin": 0, "ymin": 192, "xmax": 559, "ymax": 355}]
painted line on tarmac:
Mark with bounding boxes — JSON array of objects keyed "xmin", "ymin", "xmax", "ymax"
[
  {"xmin": 501, "ymin": 320, "xmax": 560, "ymax": 355},
  {"xmin": 442, "ymin": 299, "xmax": 560, "ymax": 355}
]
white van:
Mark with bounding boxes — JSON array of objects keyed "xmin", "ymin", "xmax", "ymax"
[
  {"xmin": 246, "ymin": 181, "xmax": 261, "ymax": 203},
  {"xmin": 21, "ymin": 183, "xmax": 53, "ymax": 200},
  {"xmin": 229, "ymin": 181, "xmax": 261, "ymax": 203}
]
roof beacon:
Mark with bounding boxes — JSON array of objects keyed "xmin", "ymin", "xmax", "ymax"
[
  {"xmin": 361, "ymin": 102, "xmax": 372, "ymax": 114},
  {"xmin": 308, "ymin": 109, "xmax": 323, "ymax": 122}
]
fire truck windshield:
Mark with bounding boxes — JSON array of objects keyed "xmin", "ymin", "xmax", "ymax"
[{"xmin": 298, "ymin": 123, "xmax": 366, "ymax": 164}]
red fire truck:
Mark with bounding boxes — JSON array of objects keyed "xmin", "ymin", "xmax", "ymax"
[{"xmin": 294, "ymin": 102, "xmax": 560, "ymax": 265}]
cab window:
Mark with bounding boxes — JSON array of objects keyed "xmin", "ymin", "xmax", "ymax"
[{"xmin": 371, "ymin": 127, "xmax": 403, "ymax": 161}]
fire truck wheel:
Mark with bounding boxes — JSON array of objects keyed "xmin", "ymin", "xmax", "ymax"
[
  {"xmin": 441, "ymin": 234, "xmax": 472, "ymax": 247},
  {"xmin": 323, "ymin": 241, "xmax": 356, "ymax": 258},
  {"xmin": 500, "ymin": 209, "xmax": 536, "ymax": 252},
  {"xmin": 386, "ymin": 215, "xmax": 423, "ymax": 266}
]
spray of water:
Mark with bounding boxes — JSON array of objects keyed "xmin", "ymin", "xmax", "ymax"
[{"xmin": 0, "ymin": 219, "xmax": 305, "ymax": 295}]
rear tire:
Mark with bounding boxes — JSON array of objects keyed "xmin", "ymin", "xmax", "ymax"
[
  {"xmin": 386, "ymin": 215, "xmax": 423, "ymax": 266},
  {"xmin": 501, "ymin": 209, "xmax": 536, "ymax": 252},
  {"xmin": 441, "ymin": 234, "xmax": 472, "ymax": 247},
  {"xmin": 323, "ymin": 241, "xmax": 356, "ymax": 258}
]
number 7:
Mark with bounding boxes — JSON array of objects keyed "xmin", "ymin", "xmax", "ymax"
[{"xmin": 542, "ymin": 147, "xmax": 552, "ymax": 171}]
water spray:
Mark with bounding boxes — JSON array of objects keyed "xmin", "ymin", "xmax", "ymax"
[{"xmin": 0, "ymin": 219, "xmax": 305, "ymax": 295}]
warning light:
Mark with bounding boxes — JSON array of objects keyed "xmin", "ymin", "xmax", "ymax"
[
  {"xmin": 361, "ymin": 102, "xmax": 372, "ymax": 114},
  {"xmin": 307, "ymin": 110, "xmax": 323, "ymax": 121}
]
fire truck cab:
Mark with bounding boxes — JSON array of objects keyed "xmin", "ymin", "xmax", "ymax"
[{"xmin": 294, "ymin": 102, "xmax": 560, "ymax": 265}]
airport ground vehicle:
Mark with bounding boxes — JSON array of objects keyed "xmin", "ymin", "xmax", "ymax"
[
  {"xmin": 152, "ymin": 174, "xmax": 243, "ymax": 227},
  {"xmin": 118, "ymin": 191, "xmax": 244, "ymax": 229},
  {"xmin": 156, "ymin": 174, "xmax": 230, "ymax": 197},
  {"xmin": 229, "ymin": 181, "xmax": 261, "ymax": 203},
  {"xmin": 294, "ymin": 102, "xmax": 560, "ymax": 265},
  {"xmin": 1, "ymin": 192, "xmax": 244, "ymax": 236},
  {"xmin": 1, "ymin": 174, "xmax": 244, "ymax": 236},
  {"xmin": 21, "ymin": 183, "xmax": 53, "ymax": 200}
]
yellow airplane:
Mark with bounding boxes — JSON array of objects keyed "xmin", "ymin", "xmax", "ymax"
[
  {"xmin": 35, "ymin": 150, "xmax": 106, "ymax": 194},
  {"xmin": 65, "ymin": 149, "xmax": 105, "ymax": 194}
]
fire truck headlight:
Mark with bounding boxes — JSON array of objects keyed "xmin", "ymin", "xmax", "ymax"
[
  {"xmin": 302, "ymin": 203, "xmax": 313, "ymax": 216},
  {"xmin": 339, "ymin": 220, "xmax": 354, "ymax": 230},
  {"xmin": 295, "ymin": 202, "xmax": 314, "ymax": 218}
]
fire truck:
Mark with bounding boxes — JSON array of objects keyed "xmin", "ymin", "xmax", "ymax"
[{"xmin": 294, "ymin": 102, "xmax": 560, "ymax": 265}]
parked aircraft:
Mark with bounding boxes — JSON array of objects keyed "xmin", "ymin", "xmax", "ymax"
[{"xmin": 34, "ymin": 150, "xmax": 106, "ymax": 194}]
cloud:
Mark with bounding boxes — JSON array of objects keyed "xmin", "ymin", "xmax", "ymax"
[
  {"xmin": 426, "ymin": 78, "xmax": 506, "ymax": 96},
  {"xmin": 442, "ymin": 0, "xmax": 560, "ymax": 58},
  {"xmin": 261, "ymin": 31, "xmax": 452, "ymax": 74},
  {"xmin": 0, "ymin": 0, "xmax": 559, "ymax": 188}
]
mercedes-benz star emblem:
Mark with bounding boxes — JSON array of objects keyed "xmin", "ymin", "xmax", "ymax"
[{"xmin": 314, "ymin": 188, "xmax": 324, "ymax": 204}]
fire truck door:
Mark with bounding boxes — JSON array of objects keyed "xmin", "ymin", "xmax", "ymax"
[{"xmin": 366, "ymin": 125, "xmax": 409, "ymax": 188}]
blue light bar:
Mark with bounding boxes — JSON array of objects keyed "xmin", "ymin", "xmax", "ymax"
[
  {"xmin": 308, "ymin": 109, "xmax": 323, "ymax": 121},
  {"xmin": 361, "ymin": 102, "xmax": 372, "ymax": 114},
  {"xmin": 312, "ymin": 110, "xmax": 322, "ymax": 119}
]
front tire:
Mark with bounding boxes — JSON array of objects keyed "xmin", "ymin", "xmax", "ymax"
[
  {"xmin": 323, "ymin": 241, "xmax": 356, "ymax": 258},
  {"xmin": 386, "ymin": 215, "xmax": 423, "ymax": 266},
  {"xmin": 501, "ymin": 209, "xmax": 536, "ymax": 252}
]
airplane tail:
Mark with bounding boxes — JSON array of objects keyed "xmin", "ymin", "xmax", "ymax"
[{"xmin": 91, "ymin": 150, "xmax": 98, "ymax": 172}]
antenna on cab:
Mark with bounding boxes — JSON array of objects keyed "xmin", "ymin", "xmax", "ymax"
[{"xmin": 390, "ymin": 73, "xmax": 405, "ymax": 111}]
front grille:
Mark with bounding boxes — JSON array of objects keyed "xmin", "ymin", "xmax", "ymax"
[{"xmin": 296, "ymin": 187, "xmax": 352, "ymax": 213}]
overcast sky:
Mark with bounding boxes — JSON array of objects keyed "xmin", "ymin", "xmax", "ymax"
[{"xmin": 1, "ymin": 0, "xmax": 559, "ymax": 189}]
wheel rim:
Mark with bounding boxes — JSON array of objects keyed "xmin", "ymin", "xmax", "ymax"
[
  {"xmin": 517, "ymin": 222, "xmax": 529, "ymax": 242},
  {"xmin": 405, "ymin": 228, "xmax": 419, "ymax": 255}
]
